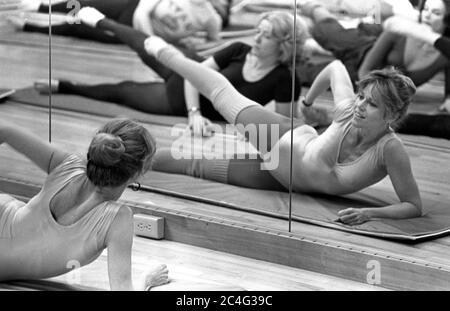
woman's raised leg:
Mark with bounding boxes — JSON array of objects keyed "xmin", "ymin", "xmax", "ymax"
[
  {"xmin": 96, "ymin": 19, "xmax": 203, "ymax": 80},
  {"xmin": 151, "ymin": 42, "xmax": 303, "ymax": 151}
]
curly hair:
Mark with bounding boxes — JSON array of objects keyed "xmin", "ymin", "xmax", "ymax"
[
  {"xmin": 258, "ymin": 11, "xmax": 309, "ymax": 67},
  {"xmin": 357, "ymin": 68, "xmax": 417, "ymax": 127}
]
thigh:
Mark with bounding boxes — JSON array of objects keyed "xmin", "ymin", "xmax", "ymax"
[
  {"xmin": 228, "ymin": 158, "xmax": 286, "ymax": 191},
  {"xmin": 312, "ymin": 18, "xmax": 371, "ymax": 55},
  {"xmin": 235, "ymin": 105, "xmax": 304, "ymax": 152}
]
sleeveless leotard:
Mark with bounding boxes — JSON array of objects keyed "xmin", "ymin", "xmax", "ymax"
[
  {"xmin": 267, "ymin": 98, "xmax": 401, "ymax": 194},
  {"xmin": 0, "ymin": 155, "xmax": 122, "ymax": 281}
]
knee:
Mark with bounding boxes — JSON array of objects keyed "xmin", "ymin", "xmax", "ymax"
[{"xmin": 279, "ymin": 119, "xmax": 294, "ymax": 137}]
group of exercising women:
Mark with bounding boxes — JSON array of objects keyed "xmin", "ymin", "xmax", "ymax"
[{"xmin": 1, "ymin": 0, "xmax": 450, "ymax": 290}]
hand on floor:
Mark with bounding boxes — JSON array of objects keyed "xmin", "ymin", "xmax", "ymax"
[
  {"xmin": 77, "ymin": 6, "xmax": 105, "ymax": 28},
  {"xmin": 139, "ymin": 264, "xmax": 170, "ymax": 291}
]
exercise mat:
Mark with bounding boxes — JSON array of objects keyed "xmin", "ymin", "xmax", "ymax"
[{"xmin": 139, "ymin": 170, "xmax": 450, "ymax": 242}]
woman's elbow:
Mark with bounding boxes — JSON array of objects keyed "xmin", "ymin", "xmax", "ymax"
[
  {"xmin": 329, "ymin": 60, "xmax": 346, "ymax": 71},
  {"xmin": 358, "ymin": 66, "xmax": 369, "ymax": 80},
  {"xmin": 407, "ymin": 200, "xmax": 423, "ymax": 218}
]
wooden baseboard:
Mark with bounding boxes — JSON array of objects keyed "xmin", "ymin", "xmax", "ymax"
[
  {"xmin": 127, "ymin": 201, "xmax": 450, "ymax": 291},
  {"xmin": 3, "ymin": 176, "xmax": 450, "ymax": 290}
]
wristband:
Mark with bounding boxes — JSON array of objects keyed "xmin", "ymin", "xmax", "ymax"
[{"xmin": 188, "ymin": 107, "xmax": 200, "ymax": 114}]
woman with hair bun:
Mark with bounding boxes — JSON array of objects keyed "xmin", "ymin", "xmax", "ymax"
[
  {"xmin": 0, "ymin": 118, "xmax": 168, "ymax": 290},
  {"xmin": 36, "ymin": 9, "xmax": 306, "ymax": 136}
]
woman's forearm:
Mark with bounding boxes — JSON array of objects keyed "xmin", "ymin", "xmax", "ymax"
[
  {"xmin": 305, "ymin": 60, "xmax": 353, "ymax": 105},
  {"xmin": 364, "ymin": 202, "xmax": 422, "ymax": 220},
  {"xmin": 184, "ymin": 80, "xmax": 201, "ymax": 111},
  {"xmin": 435, "ymin": 37, "xmax": 450, "ymax": 60}
]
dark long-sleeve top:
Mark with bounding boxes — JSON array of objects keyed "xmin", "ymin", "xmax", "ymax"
[{"xmin": 435, "ymin": 36, "xmax": 450, "ymax": 59}]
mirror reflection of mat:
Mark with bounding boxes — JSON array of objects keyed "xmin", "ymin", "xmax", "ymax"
[
  {"xmin": 0, "ymin": 88, "xmax": 15, "ymax": 100},
  {"xmin": 139, "ymin": 171, "xmax": 450, "ymax": 242}
]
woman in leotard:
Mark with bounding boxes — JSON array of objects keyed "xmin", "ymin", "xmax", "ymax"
[
  {"xmin": 36, "ymin": 9, "xmax": 305, "ymax": 136},
  {"xmin": 0, "ymin": 118, "xmax": 169, "ymax": 290},
  {"xmin": 12, "ymin": 0, "xmax": 223, "ymax": 46},
  {"xmin": 102, "ymin": 20, "xmax": 422, "ymax": 225}
]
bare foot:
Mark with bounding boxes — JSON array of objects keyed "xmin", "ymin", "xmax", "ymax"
[
  {"xmin": 6, "ymin": 12, "xmax": 27, "ymax": 30},
  {"xmin": 34, "ymin": 79, "xmax": 60, "ymax": 94},
  {"xmin": 17, "ymin": 0, "xmax": 41, "ymax": 12},
  {"xmin": 140, "ymin": 264, "xmax": 170, "ymax": 291}
]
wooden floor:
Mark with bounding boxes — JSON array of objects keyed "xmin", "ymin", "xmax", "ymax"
[
  {"xmin": 47, "ymin": 237, "xmax": 385, "ymax": 291},
  {"xmin": 1, "ymin": 4, "xmax": 450, "ymax": 291}
]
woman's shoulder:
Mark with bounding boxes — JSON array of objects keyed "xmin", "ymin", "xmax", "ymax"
[
  {"xmin": 50, "ymin": 154, "xmax": 85, "ymax": 174},
  {"xmin": 229, "ymin": 41, "xmax": 251, "ymax": 55},
  {"xmin": 213, "ymin": 41, "xmax": 250, "ymax": 63},
  {"xmin": 43, "ymin": 154, "xmax": 85, "ymax": 188},
  {"xmin": 377, "ymin": 132, "xmax": 405, "ymax": 164},
  {"xmin": 107, "ymin": 202, "xmax": 133, "ymax": 221},
  {"xmin": 103, "ymin": 203, "xmax": 133, "ymax": 246}
]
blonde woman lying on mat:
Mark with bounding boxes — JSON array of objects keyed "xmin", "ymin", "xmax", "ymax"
[
  {"xmin": 11, "ymin": 0, "xmax": 223, "ymax": 47},
  {"xmin": 0, "ymin": 118, "xmax": 169, "ymax": 290},
  {"xmin": 100, "ymin": 17, "xmax": 422, "ymax": 225}
]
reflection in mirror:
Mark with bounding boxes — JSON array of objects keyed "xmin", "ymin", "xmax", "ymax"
[
  {"xmin": 2, "ymin": 0, "xmax": 450, "ymax": 291},
  {"xmin": 291, "ymin": 0, "xmax": 450, "ymax": 239},
  {"xmin": 0, "ymin": 0, "xmax": 52, "ymax": 188},
  {"xmin": 2, "ymin": 0, "xmax": 305, "ymax": 232}
]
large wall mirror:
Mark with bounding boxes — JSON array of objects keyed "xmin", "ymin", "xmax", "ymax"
[
  {"xmin": 288, "ymin": 0, "xmax": 450, "ymax": 238},
  {"xmin": 2, "ymin": 0, "xmax": 449, "ymax": 239},
  {"xmin": 0, "ymin": 0, "xmax": 52, "ymax": 193}
]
